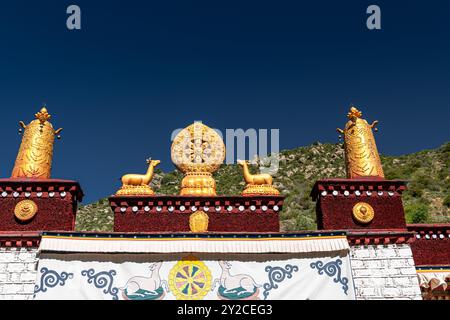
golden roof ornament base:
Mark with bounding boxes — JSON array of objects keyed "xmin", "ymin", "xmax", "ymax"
[
  {"xmin": 171, "ymin": 122, "xmax": 225, "ymax": 197},
  {"xmin": 241, "ymin": 184, "xmax": 280, "ymax": 196},
  {"xmin": 337, "ymin": 106, "xmax": 385, "ymax": 179},
  {"xmin": 180, "ymin": 172, "xmax": 217, "ymax": 196},
  {"xmin": 115, "ymin": 185, "xmax": 155, "ymax": 196}
]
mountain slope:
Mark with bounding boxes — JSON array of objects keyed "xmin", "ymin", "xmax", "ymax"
[{"xmin": 75, "ymin": 142, "xmax": 450, "ymax": 232}]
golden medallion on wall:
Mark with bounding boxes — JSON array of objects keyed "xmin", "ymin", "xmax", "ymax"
[
  {"xmin": 352, "ymin": 202, "xmax": 375, "ymax": 224},
  {"xmin": 189, "ymin": 211, "xmax": 209, "ymax": 232},
  {"xmin": 14, "ymin": 200, "xmax": 38, "ymax": 222}
]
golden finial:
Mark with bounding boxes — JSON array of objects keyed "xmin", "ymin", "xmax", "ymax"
[
  {"xmin": 237, "ymin": 160, "xmax": 280, "ymax": 196},
  {"xmin": 347, "ymin": 106, "xmax": 362, "ymax": 120},
  {"xmin": 35, "ymin": 107, "xmax": 51, "ymax": 125},
  {"xmin": 337, "ymin": 105, "xmax": 385, "ymax": 179},
  {"xmin": 171, "ymin": 122, "xmax": 225, "ymax": 196},
  {"xmin": 11, "ymin": 106, "xmax": 63, "ymax": 179}
]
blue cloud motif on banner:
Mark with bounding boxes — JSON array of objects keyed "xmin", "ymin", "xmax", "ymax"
[
  {"xmin": 34, "ymin": 268, "xmax": 74, "ymax": 294},
  {"xmin": 262, "ymin": 264, "xmax": 299, "ymax": 300},
  {"xmin": 81, "ymin": 269, "xmax": 119, "ymax": 300},
  {"xmin": 310, "ymin": 259, "xmax": 349, "ymax": 295}
]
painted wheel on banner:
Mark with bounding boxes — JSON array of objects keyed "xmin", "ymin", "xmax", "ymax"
[{"xmin": 169, "ymin": 256, "xmax": 212, "ymax": 300}]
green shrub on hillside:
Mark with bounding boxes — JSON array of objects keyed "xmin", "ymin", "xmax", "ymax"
[
  {"xmin": 405, "ymin": 202, "xmax": 430, "ymax": 224},
  {"xmin": 444, "ymin": 195, "xmax": 450, "ymax": 208}
]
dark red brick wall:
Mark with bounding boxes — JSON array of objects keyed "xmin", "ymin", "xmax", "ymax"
[
  {"xmin": 0, "ymin": 196, "xmax": 77, "ymax": 231},
  {"xmin": 317, "ymin": 193, "xmax": 407, "ymax": 230},
  {"xmin": 312, "ymin": 179, "xmax": 408, "ymax": 230},
  {"xmin": 113, "ymin": 211, "xmax": 280, "ymax": 233},
  {"xmin": 110, "ymin": 195, "xmax": 283, "ymax": 233},
  {"xmin": 407, "ymin": 224, "xmax": 450, "ymax": 266},
  {"xmin": 0, "ymin": 180, "xmax": 83, "ymax": 232},
  {"xmin": 410, "ymin": 239, "xmax": 450, "ymax": 265}
]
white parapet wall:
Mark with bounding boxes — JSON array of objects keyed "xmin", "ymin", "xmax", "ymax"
[
  {"xmin": 0, "ymin": 247, "xmax": 39, "ymax": 300},
  {"xmin": 0, "ymin": 235, "xmax": 426, "ymax": 300},
  {"xmin": 350, "ymin": 243, "xmax": 422, "ymax": 300}
]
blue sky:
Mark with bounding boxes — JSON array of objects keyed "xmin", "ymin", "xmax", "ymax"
[{"xmin": 0, "ymin": 0, "xmax": 448, "ymax": 203}]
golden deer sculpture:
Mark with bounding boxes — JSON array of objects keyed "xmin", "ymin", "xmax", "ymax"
[
  {"xmin": 237, "ymin": 160, "xmax": 279, "ymax": 196},
  {"xmin": 238, "ymin": 160, "xmax": 273, "ymax": 185},
  {"xmin": 116, "ymin": 158, "xmax": 160, "ymax": 196}
]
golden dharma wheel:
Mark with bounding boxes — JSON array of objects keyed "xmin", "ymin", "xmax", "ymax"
[
  {"xmin": 171, "ymin": 122, "xmax": 226, "ymax": 174},
  {"xmin": 171, "ymin": 122, "xmax": 225, "ymax": 196}
]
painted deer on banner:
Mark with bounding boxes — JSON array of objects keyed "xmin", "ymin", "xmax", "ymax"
[
  {"xmin": 120, "ymin": 262, "xmax": 169, "ymax": 297},
  {"xmin": 213, "ymin": 261, "xmax": 261, "ymax": 297}
]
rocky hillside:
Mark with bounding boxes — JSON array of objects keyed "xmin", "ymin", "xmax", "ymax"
[{"xmin": 75, "ymin": 142, "xmax": 450, "ymax": 232}]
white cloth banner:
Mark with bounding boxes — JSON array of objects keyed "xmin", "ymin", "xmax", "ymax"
[
  {"xmin": 34, "ymin": 252, "xmax": 356, "ymax": 300},
  {"xmin": 38, "ymin": 234, "xmax": 350, "ymax": 254}
]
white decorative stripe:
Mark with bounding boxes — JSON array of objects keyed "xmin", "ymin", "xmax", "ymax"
[{"xmin": 39, "ymin": 236, "xmax": 349, "ymax": 254}]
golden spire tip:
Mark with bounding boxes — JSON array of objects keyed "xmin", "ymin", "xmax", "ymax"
[{"xmin": 35, "ymin": 106, "xmax": 51, "ymax": 124}]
